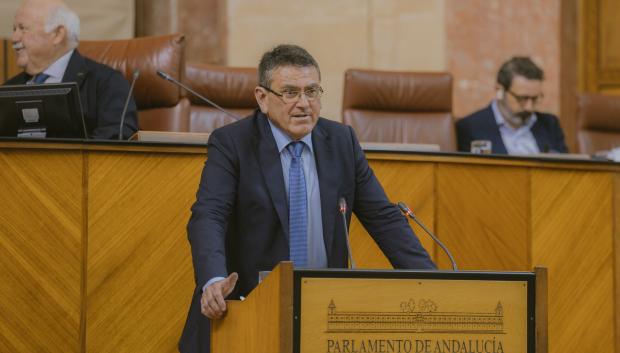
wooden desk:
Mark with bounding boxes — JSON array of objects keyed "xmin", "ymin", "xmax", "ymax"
[{"xmin": 0, "ymin": 139, "xmax": 618, "ymax": 352}]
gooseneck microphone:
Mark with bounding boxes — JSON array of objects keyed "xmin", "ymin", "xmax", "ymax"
[
  {"xmin": 156, "ymin": 70, "xmax": 241, "ymax": 120},
  {"xmin": 338, "ymin": 197, "xmax": 356, "ymax": 269},
  {"xmin": 119, "ymin": 69, "xmax": 140, "ymax": 140},
  {"xmin": 397, "ymin": 201, "xmax": 458, "ymax": 271}
]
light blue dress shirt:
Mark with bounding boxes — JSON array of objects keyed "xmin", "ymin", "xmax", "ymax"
[
  {"xmin": 268, "ymin": 120, "xmax": 327, "ymax": 269},
  {"xmin": 27, "ymin": 49, "xmax": 74, "ymax": 84},
  {"xmin": 491, "ymin": 100, "xmax": 540, "ymax": 155}
]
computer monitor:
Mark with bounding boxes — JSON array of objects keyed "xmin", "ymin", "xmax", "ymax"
[{"xmin": 0, "ymin": 82, "xmax": 87, "ymax": 138}]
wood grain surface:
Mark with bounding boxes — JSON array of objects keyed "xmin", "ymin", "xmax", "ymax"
[
  {"xmin": 0, "ymin": 149, "xmax": 82, "ymax": 352},
  {"xmin": 85, "ymin": 151, "xmax": 201, "ymax": 352},
  {"xmin": 531, "ymin": 170, "xmax": 615, "ymax": 352},
  {"xmin": 0, "ymin": 141, "xmax": 618, "ymax": 353},
  {"xmin": 211, "ymin": 262, "xmax": 293, "ymax": 353},
  {"xmin": 350, "ymin": 161, "xmax": 436, "ymax": 269}
]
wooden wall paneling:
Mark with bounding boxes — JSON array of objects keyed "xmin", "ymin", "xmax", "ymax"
[
  {"xmin": 85, "ymin": 151, "xmax": 203, "ymax": 352},
  {"xmin": 598, "ymin": 0, "xmax": 620, "ymax": 92},
  {"xmin": 136, "ymin": 0, "xmax": 227, "ymax": 64},
  {"xmin": 579, "ymin": 0, "xmax": 597, "ymax": 92},
  {"xmin": 0, "ymin": 149, "xmax": 82, "ymax": 353},
  {"xmin": 349, "ymin": 160, "xmax": 436, "ymax": 269},
  {"xmin": 580, "ymin": 0, "xmax": 620, "ymax": 94},
  {"xmin": 1, "ymin": 38, "xmax": 19, "ymax": 83},
  {"xmin": 135, "ymin": 0, "xmax": 177, "ymax": 37},
  {"xmin": 531, "ymin": 170, "xmax": 615, "ymax": 353},
  {"xmin": 6, "ymin": 42, "xmax": 19, "ymax": 81},
  {"xmin": 436, "ymin": 164, "xmax": 530, "ymax": 271},
  {"xmin": 178, "ymin": 0, "xmax": 227, "ymax": 64}
]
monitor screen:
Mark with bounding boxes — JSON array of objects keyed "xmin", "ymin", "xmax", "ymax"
[{"xmin": 0, "ymin": 83, "xmax": 87, "ymax": 139}]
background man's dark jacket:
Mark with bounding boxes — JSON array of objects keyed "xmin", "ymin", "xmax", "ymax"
[{"xmin": 456, "ymin": 104, "xmax": 568, "ymax": 154}]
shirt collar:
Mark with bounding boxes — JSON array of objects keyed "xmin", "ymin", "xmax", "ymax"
[
  {"xmin": 267, "ymin": 118, "xmax": 314, "ymax": 154},
  {"xmin": 41, "ymin": 49, "xmax": 74, "ymax": 81},
  {"xmin": 491, "ymin": 99, "xmax": 537, "ymax": 130}
]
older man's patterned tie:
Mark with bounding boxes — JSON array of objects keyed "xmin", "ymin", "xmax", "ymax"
[{"xmin": 287, "ymin": 141, "xmax": 307, "ymax": 267}]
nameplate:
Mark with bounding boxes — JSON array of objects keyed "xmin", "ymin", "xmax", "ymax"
[{"xmin": 294, "ymin": 271, "xmax": 534, "ymax": 353}]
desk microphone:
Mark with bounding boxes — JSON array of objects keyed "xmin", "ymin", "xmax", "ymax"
[
  {"xmin": 156, "ymin": 70, "xmax": 241, "ymax": 120},
  {"xmin": 397, "ymin": 201, "xmax": 458, "ymax": 271},
  {"xmin": 118, "ymin": 69, "xmax": 140, "ymax": 140},
  {"xmin": 338, "ymin": 197, "xmax": 356, "ymax": 269}
]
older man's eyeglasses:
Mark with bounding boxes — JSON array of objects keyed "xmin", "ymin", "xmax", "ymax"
[
  {"xmin": 260, "ymin": 85, "xmax": 324, "ymax": 103},
  {"xmin": 506, "ymin": 90, "xmax": 544, "ymax": 106}
]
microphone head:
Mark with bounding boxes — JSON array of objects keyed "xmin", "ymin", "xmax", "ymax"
[
  {"xmin": 396, "ymin": 201, "xmax": 412, "ymax": 216},
  {"xmin": 338, "ymin": 197, "xmax": 347, "ymax": 214},
  {"xmin": 132, "ymin": 69, "xmax": 140, "ymax": 80},
  {"xmin": 156, "ymin": 70, "xmax": 172, "ymax": 81}
]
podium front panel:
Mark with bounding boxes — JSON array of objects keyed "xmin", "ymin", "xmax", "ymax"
[{"xmin": 293, "ymin": 270, "xmax": 535, "ymax": 353}]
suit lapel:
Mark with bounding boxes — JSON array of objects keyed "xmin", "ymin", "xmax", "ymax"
[
  {"xmin": 530, "ymin": 118, "xmax": 550, "ymax": 152},
  {"xmin": 255, "ymin": 113, "xmax": 290, "ymax": 239},
  {"xmin": 62, "ymin": 50, "xmax": 88, "ymax": 86},
  {"xmin": 312, "ymin": 120, "xmax": 338, "ymax": 261},
  {"xmin": 7, "ymin": 72, "xmax": 30, "ymax": 85},
  {"xmin": 61, "ymin": 50, "xmax": 91, "ymax": 128},
  {"xmin": 482, "ymin": 105, "xmax": 508, "ymax": 154}
]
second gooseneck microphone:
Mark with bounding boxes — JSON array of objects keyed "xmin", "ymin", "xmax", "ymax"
[
  {"xmin": 118, "ymin": 69, "xmax": 140, "ymax": 140},
  {"xmin": 397, "ymin": 201, "xmax": 458, "ymax": 271},
  {"xmin": 338, "ymin": 197, "xmax": 356, "ymax": 269},
  {"xmin": 156, "ymin": 70, "xmax": 241, "ymax": 120}
]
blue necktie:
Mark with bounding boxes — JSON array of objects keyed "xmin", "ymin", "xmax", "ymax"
[
  {"xmin": 287, "ymin": 141, "xmax": 307, "ymax": 267},
  {"xmin": 32, "ymin": 73, "xmax": 50, "ymax": 84}
]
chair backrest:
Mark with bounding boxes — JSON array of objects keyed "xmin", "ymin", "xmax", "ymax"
[
  {"xmin": 577, "ymin": 93, "xmax": 620, "ymax": 154},
  {"xmin": 79, "ymin": 34, "xmax": 190, "ymax": 132},
  {"xmin": 184, "ymin": 62, "xmax": 258, "ymax": 133},
  {"xmin": 342, "ymin": 69, "xmax": 455, "ymax": 151}
]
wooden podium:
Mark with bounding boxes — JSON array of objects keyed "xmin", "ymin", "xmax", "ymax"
[{"xmin": 212, "ymin": 263, "xmax": 547, "ymax": 353}]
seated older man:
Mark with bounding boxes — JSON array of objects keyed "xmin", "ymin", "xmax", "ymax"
[{"xmin": 5, "ymin": 0, "xmax": 138, "ymax": 139}]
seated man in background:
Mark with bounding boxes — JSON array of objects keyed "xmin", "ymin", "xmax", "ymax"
[
  {"xmin": 456, "ymin": 56, "xmax": 567, "ymax": 155},
  {"xmin": 179, "ymin": 44, "xmax": 436, "ymax": 353},
  {"xmin": 5, "ymin": 0, "xmax": 138, "ymax": 139}
]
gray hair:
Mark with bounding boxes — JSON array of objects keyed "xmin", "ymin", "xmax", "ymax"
[{"xmin": 45, "ymin": 5, "xmax": 80, "ymax": 48}]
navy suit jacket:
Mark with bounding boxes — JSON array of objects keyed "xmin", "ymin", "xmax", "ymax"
[
  {"xmin": 456, "ymin": 104, "xmax": 568, "ymax": 154},
  {"xmin": 4, "ymin": 50, "xmax": 138, "ymax": 139},
  {"xmin": 179, "ymin": 110, "xmax": 435, "ymax": 353}
]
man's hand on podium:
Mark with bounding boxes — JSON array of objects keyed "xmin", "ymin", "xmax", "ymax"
[{"xmin": 201, "ymin": 272, "xmax": 239, "ymax": 319}]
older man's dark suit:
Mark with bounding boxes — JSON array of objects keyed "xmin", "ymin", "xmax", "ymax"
[
  {"xmin": 4, "ymin": 50, "xmax": 138, "ymax": 139},
  {"xmin": 179, "ymin": 110, "xmax": 436, "ymax": 353},
  {"xmin": 456, "ymin": 104, "xmax": 568, "ymax": 154}
]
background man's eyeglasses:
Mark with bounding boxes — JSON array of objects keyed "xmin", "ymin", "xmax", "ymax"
[{"xmin": 507, "ymin": 90, "xmax": 544, "ymax": 106}]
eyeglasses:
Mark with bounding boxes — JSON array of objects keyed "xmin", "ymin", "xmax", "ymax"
[
  {"xmin": 260, "ymin": 85, "xmax": 324, "ymax": 103},
  {"xmin": 506, "ymin": 90, "xmax": 544, "ymax": 106}
]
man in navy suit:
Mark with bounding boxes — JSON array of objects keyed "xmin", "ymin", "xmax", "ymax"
[
  {"xmin": 5, "ymin": 0, "xmax": 138, "ymax": 139},
  {"xmin": 456, "ymin": 57, "xmax": 568, "ymax": 155},
  {"xmin": 179, "ymin": 44, "xmax": 435, "ymax": 353}
]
